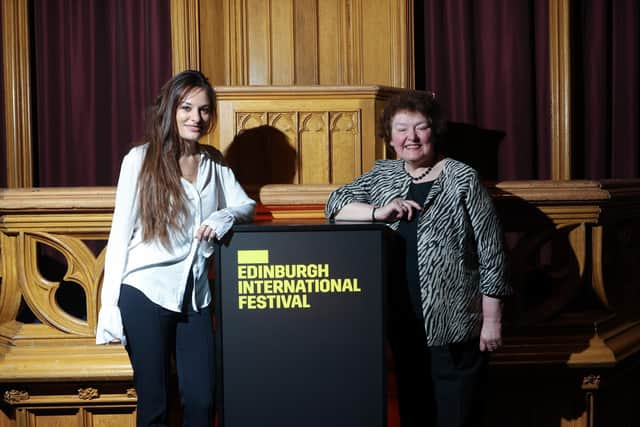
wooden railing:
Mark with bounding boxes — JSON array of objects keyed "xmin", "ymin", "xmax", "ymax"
[{"xmin": 1, "ymin": 180, "xmax": 639, "ymax": 426}]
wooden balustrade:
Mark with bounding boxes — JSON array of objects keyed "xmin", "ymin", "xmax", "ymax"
[{"xmin": 1, "ymin": 180, "xmax": 639, "ymax": 426}]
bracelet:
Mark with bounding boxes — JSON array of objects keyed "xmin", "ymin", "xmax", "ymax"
[{"xmin": 371, "ymin": 207, "xmax": 377, "ymax": 222}]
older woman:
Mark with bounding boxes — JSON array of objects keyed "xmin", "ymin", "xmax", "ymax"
[
  {"xmin": 96, "ymin": 70, "xmax": 255, "ymax": 426},
  {"xmin": 325, "ymin": 91, "xmax": 511, "ymax": 427}
]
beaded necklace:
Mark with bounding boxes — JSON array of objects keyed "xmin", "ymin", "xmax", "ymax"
[{"xmin": 403, "ymin": 162, "xmax": 432, "ymax": 182}]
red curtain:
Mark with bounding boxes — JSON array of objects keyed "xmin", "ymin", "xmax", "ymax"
[
  {"xmin": 572, "ymin": 0, "xmax": 639, "ymax": 179},
  {"xmin": 417, "ymin": 0, "xmax": 550, "ymax": 181},
  {"xmin": 31, "ymin": 0, "xmax": 172, "ymax": 186},
  {"xmin": 417, "ymin": 0, "xmax": 640, "ymax": 180}
]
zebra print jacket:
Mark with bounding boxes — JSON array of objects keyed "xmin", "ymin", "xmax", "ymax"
[{"xmin": 325, "ymin": 158, "xmax": 511, "ymax": 345}]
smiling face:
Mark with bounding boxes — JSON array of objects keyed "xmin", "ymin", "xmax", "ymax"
[
  {"xmin": 389, "ymin": 110, "xmax": 435, "ymax": 166},
  {"xmin": 175, "ymin": 88, "xmax": 212, "ymax": 143}
]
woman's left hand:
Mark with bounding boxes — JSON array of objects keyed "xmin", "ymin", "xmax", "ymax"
[
  {"xmin": 195, "ymin": 224, "xmax": 217, "ymax": 242},
  {"xmin": 479, "ymin": 318, "xmax": 502, "ymax": 352},
  {"xmin": 480, "ymin": 295, "xmax": 503, "ymax": 352}
]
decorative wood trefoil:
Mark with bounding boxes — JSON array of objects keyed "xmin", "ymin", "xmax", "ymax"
[{"xmin": 3, "ymin": 389, "xmax": 29, "ymax": 405}]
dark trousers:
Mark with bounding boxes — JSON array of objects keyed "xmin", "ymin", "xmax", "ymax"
[
  {"xmin": 119, "ymin": 282, "xmax": 215, "ymax": 427},
  {"xmin": 390, "ymin": 318, "xmax": 487, "ymax": 427}
]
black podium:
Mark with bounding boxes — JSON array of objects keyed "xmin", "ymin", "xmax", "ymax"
[{"xmin": 214, "ymin": 223, "xmax": 391, "ymax": 427}]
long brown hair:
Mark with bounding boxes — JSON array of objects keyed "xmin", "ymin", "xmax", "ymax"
[{"xmin": 136, "ymin": 70, "xmax": 216, "ymax": 249}]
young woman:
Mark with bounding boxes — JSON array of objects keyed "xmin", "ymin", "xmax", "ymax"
[{"xmin": 96, "ymin": 70, "xmax": 255, "ymax": 426}]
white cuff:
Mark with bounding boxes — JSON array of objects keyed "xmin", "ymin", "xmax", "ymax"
[
  {"xmin": 95, "ymin": 305, "xmax": 127, "ymax": 345},
  {"xmin": 201, "ymin": 211, "xmax": 235, "ymax": 240}
]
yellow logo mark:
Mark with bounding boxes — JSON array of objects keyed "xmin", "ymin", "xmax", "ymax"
[{"xmin": 237, "ymin": 249, "xmax": 269, "ymax": 264}]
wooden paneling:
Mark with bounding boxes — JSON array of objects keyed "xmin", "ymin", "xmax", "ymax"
[
  {"xmin": 271, "ymin": 0, "xmax": 295, "ymax": 85},
  {"xmin": 85, "ymin": 407, "xmax": 137, "ymax": 427},
  {"xmin": 222, "ymin": 0, "xmax": 247, "ymax": 85},
  {"xmin": 330, "ymin": 111, "xmax": 359, "ymax": 184},
  {"xmin": 317, "ymin": 0, "xmax": 344, "ymax": 84},
  {"xmin": 11, "ymin": 402, "xmax": 137, "ymax": 427},
  {"xmin": 299, "ymin": 112, "xmax": 328, "ymax": 183},
  {"xmin": 246, "ymin": 0, "xmax": 270, "ymax": 84},
  {"xmin": 199, "ymin": 0, "xmax": 226, "ymax": 85},
  {"xmin": 293, "ymin": 0, "xmax": 319, "ymax": 84},
  {"xmin": 213, "ymin": 85, "xmax": 403, "ymax": 188},
  {"xmin": 22, "ymin": 408, "xmax": 83, "ymax": 427},
  {"xmin": 362, "ymin": 0, "xmax": 391, "ymax": 84},
  {"xmin": 199, "ymin": 0, "xmax": 413, "ymax": 87}
]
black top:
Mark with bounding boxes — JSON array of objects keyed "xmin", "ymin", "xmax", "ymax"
[{"xmin": 397, "ymin": 181, "xmax": 434, "ymax": 319}]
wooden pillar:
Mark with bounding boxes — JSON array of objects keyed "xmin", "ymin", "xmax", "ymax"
[
  {"xmin": 1, "ymin": 0, "xmax": 33, "ymax": 187},
  {"xmin": 549, "ymin": 0, "xmax": 572, "ymax": 179},
  {"xmin": 170, "ymin": 0, "xmax": 202, "ymax": 73}
]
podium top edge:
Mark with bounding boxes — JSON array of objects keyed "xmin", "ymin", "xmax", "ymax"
[{"xmin": 231, "ymin": 221, "xmax": 391, "ymax": 233}]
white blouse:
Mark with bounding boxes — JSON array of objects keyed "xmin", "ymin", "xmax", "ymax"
[{"xmin": 95, "ymin": 145, "xmax": 255, "ymax": 344}]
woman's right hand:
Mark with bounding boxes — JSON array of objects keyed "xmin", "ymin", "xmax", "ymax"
[
  {"xmin": 375, "ymin": 198, "xmax": 422, "ymax": 222},
  {"xmin": 195, "ymin": 223, "xmax": 217, "ymax": 242}
]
